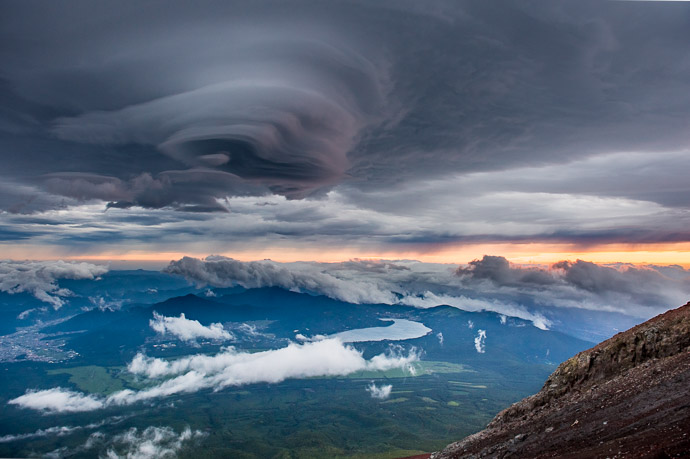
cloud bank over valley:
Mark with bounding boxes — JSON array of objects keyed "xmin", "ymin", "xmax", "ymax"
[
  {"xmin": 9, "ymin": 339, "xmax": 419, "ymax": 413},
  {"xmin": 166, "ymin": 256, "xmax": 690, "ymax": 328}
]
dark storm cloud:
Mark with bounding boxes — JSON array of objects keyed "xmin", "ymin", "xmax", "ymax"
[
  {"xmin": 456, "ymin": 255, "xmax": 555, "ymax": 286},
  {"xmin": 2, "ymin": 1, "xmax": 690, "ymax": 203},
  {"xmin": 43, "ymin": 170, "xmax": 266, "ymax": 211},
  {"xmin": 1, "ymin": 0, "xmax": 690, "ymax": 247},
  {"xmin": 0, "ymin": 0, "xmax": 391, "ymax": 206},
  {"xmin": 347, "ymin": 1, "xmax": 690, "ymax": 188}
]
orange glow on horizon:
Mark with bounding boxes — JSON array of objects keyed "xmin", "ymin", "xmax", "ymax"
[{"xmin": 3, "ymin": 242, "xmax": 690, "ymax": 267}]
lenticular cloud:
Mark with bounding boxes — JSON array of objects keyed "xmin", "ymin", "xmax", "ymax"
[{"xmin": 9, "ymin": 339, "xmax": 419, "ymax": 413}]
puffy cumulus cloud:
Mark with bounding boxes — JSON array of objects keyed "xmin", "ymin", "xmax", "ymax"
[
  {"xmin": 474, "ymin": 330, "xmax": 487, "ymax": 354},
  {"xmin": 11, "ymin": 339, "xmax": 419, "ymax": 413},
  {"xmin": 149, "ymin": 312, "xmax": 233, "ymax": 342},
  {"xmin": 366, "ymin": 345, "xmax": 419, "ymax": 376},
  {"xmin": 8, "ymin": 387, "xmax": 104, "ymax": 413},
  {"xmin": 366, "ymin": 383, "xmax": 392, "ymax": 400},
  {"xmin": 104, "ymin": 426, "xmax": 205, "ymax": 459},
  {"xmin": 42, "ymin": 425, "xmax": 204, "ymax": 459},
  {"xmin": 125, "ymin": 339, "xmax": 419, "ymax": 383},
  {"xmin": 0, "ymin": 260, "xmax": 108, "ymax": 309},
  {"xmin": 164, "ymin": 256, "xmax": 398, "ymax": 304}
]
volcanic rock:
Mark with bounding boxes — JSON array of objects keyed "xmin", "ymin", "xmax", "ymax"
[{"xmin": 432, "ymin": 302, "xmax": 690, "ymax": 458}]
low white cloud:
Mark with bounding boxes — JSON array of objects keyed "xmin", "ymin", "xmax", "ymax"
[
  {"xmin": 149, "ymin": 312, "xmax": 232, "ymax": 342},
  {"xmin": 293, "ymin": 332, "xmax": 327, "ymax": 342},
  {"xmin": 236, "ymin": 323, "xmax": 262, "ymax": 337},
  {"xmin": 0, "ymin": 425, "xmax": 79, "ymax": 443},
  {"xmin": 366, "ymin": 383, "xmax": 392, "ymax": 400},
  {"xmin": 104, "ymin": 426, "xmax": 205, "ymax": 459},
  {"xmin": 467, "ymin": 320, "xmax": 474, "ymax": 329},
  {"xmin": 89, "ymin": 296, "xmax": 123, "ymax": 311},
  {"xmin": 42, "ymin": 431, "xmax": 106, "ymax": 458},
  {"xmin": 402, "ymin": 292, "xmax": 551, "ymax": 330},
  {"xmin": 8, "ymin": 387, "xmax": 104, "ymax": 413},
  {"xmin": 126, "ymin": 339, "xmax": 419, "ymax": 382},
  {"xmin": 436, "ymin": 332, "xmax": 444, "ymax": 346},
  {"xmin": 474, "ymin": 330, "xmax": 486, "ymax": 354},
  {"xmin": 11, "ymin": 340, "xmax": 419, "ymax": 413},
  {"xmin": 0, "ymin": 260, "xmax": 108, "ymax": 309},
  {"xmin": 34, "ymin": 425, "xmax": 202, "ymax": 459},
  {"xmin": 16, "ymin": 307, "xmax": 47, "ymax": 319},
  {"xmin": 0, "ymin": 416, "xmax": 128, "ymax": 443}
]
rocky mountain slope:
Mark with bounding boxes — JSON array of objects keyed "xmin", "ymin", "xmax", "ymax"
[{"xmin": 431, "ymin": 301, "xmax": 690, "ymax": 458}]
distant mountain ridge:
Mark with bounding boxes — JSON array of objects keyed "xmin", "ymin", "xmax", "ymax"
[
  {"xmin": 38, "ymin": 286, "xmax": 592, "ymax": 371},
  {"xmin": 431, "ymin": 301, "xmax": 690, "ymax": 458}
]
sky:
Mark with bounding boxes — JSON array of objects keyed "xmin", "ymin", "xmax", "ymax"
[{"xmin": 1, "ymin": 0, "xmax": 690, "ymax": 266}]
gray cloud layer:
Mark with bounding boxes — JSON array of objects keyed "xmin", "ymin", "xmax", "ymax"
[
  {"xmin": 166, "ymin": 256, "xmax": 690, "ymax": 326},
  {"xmin": 0, "ymin": 260, "xmax": 108, "ymax": 308},
  {"xmin": 456, "ymin": 255, "xmax": 690, "ymax": 314},
  {"xmin": 1, "ymin": 1, "xmax": 690, "ymax": 250},
  {"xmin": 165, "ymin": 256, "xmax": 398, "ymax": 304}
]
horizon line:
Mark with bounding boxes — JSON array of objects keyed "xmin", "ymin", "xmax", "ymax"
[{"xmin": 5, "ymin": 244, "xmax": 688, "ymax": 269}]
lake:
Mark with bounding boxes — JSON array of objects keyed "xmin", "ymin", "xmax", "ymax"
[{"xmin": 329, "ymin": 318, "xmax": 431, "ymax": 342}]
